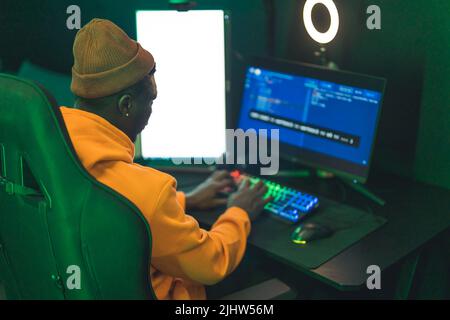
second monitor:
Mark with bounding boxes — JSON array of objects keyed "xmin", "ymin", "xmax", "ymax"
[
  {"xmin": 136, "ymin": 10, "xmax": 228, "ymax": 160},
  {"xmin": 237, "ymin": 57, "xmax": 386, "ymax": 183}
]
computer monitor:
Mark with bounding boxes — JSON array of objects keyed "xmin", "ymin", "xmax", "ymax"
[
  {"xmin": 237, "ymin": 57, "xmax": 386, "ymax": 183},
  {"xmin": 136, "ymin": 10, "xmax": 229, "ymax": 160}
]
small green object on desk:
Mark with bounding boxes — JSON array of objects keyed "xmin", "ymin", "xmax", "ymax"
[{"xmin": 291, "ymin": 226, "xmax": 308, "ymax": 245}]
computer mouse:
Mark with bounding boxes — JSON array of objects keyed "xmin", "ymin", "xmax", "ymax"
[{"xmin": 291, "ymin": 222, "xmax": 333, "ymax": 244}]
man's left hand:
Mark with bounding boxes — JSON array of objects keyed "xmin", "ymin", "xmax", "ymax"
[{"xmin": 185, "ymin": 170, "xmax": 235, "ymax": 211}]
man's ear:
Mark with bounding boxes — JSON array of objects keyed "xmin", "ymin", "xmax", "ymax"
[{"xmin": 117, "ymin": 94, "xmax": 132, "ymax": 117}]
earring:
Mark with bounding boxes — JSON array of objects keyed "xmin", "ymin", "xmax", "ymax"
[{"xmin": 125, "ymin": 113, "xmax": 129, "ymax": 117}]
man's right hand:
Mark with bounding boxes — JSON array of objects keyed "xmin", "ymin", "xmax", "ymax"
[{"xmin": 227, "ymin": 179, "xmax": 272, "ymax": 221}]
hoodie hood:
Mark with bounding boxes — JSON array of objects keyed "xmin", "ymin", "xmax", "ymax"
[{"xmin": 60, "ymin": 107, "xmax": 135, "ymax": 171}]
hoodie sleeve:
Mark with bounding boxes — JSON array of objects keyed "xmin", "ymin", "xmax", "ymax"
[{"xmin": 150, "ymin": 179, "xmax": 251, "ymax": 285}]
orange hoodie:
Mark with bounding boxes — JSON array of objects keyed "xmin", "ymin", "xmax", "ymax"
[{"xmin": 60, "ymin": 107, "xmax": 251, "ymax": 300}]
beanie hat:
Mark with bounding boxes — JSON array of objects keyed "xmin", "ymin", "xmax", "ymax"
[{"xmin": 71, "ymin": 18, "xmax": 155, "ymax": 99}]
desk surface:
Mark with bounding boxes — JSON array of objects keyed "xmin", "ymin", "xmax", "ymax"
[{"xmin": 167, "ymin": 169, "xmax": 450, "ymax": 290}]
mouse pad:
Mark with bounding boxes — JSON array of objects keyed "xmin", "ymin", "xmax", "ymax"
[
  {"xmin": 247, "ymin": 197, "xmax": 387, "ymax": 269},
  {"xmin": 193, "ymin": 196, "xmax": 387, "ymax": 270},
  {"xmin": 174, "ymin": 172, "xmax": 387, "ymax": 270}
]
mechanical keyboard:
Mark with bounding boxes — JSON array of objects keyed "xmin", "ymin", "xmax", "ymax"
[{"xmin": 229, "ymin": 170, "xmax": 320, "ymax": 223}]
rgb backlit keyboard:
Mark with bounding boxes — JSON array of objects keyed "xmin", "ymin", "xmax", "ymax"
[{"xmin": 230, "ymin": 170, "xmax": 320, "ymax": 223}]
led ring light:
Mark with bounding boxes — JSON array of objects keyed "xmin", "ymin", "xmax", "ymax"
[{"xmin": 303, "ymin": 0, "xmax": 340, "ymax": 44}]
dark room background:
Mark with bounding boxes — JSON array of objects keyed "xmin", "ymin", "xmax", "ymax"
[{"xmin": 0, "ymin": 0, "xmax": 449, "ymax": 190}]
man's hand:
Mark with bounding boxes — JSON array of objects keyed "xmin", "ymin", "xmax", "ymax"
[
  {"xmin": 185, "ymin": 170, "xmax": 235, "ymax": 211},
  {"xmin": 228, "ymin": 179, "xmax": 272, "ymax": 221}
]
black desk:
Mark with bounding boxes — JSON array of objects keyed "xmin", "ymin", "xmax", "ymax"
[{"xmin": 167, "ymin": 169, "xmax": 450, "ymax": 292}]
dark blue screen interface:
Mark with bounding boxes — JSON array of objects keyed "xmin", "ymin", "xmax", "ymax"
[{"xmin": 238, "ymin": 67, "xmax": 383, "ymax": 166}]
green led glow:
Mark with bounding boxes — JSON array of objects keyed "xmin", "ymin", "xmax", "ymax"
[{"xmin": 168, "ymin": 0, "xmax": 190, "ymax": 4}]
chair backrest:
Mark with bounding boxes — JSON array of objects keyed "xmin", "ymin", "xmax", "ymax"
[
  {"xmin": 18, "ymin": 61, "xmax": 74, "ymax": 107},
  {"xmin": 0, "ymin": 73, "xmax": 155, "ymax": 299}
]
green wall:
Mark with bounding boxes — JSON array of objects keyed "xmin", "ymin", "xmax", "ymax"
[
  {"xmin": 414, "ymin": 1, "xmax": 450, "ymax": 190},
  {"xmin": 351, "ymin": 0, "xmax": 450, "ymax": 190},
  {"xmin": 0, "ymin": 0, "xmax": 270, "ymax": 70}
]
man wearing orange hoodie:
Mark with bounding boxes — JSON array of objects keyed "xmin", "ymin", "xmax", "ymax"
[{"xmin": 60, "ymin": 19, "xmax": 270, "ymax": 300}]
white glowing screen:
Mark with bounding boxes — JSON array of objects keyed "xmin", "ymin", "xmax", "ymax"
[{"xmin": 136, "ymin": 10, "xmax": 226, "ymax": 159}]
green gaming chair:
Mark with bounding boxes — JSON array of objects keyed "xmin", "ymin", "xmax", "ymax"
[{"xmin": 0, "ymin": 73, "xmax": 155, "ymax": 299}]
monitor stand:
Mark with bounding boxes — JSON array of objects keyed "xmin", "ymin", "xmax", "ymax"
[
  {"xmin": 340, "ymin": 178, "xmax": 386, "ymax": 207},
  {"xmin": 169, "ymin": 1, "xmax": 198, "ymax": 11},
  {"xmin": 278, "ymin": 168, "xmax": 386, "ymax": 207}
]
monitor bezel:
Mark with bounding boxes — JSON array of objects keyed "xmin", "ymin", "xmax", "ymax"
[
  {"xmin": 135, "ymin": 9, "xmax": 232, "ymax": 163},
  {"xmin": 237, "ymin": 56, "xmax": 386, "ymax": 184}
]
